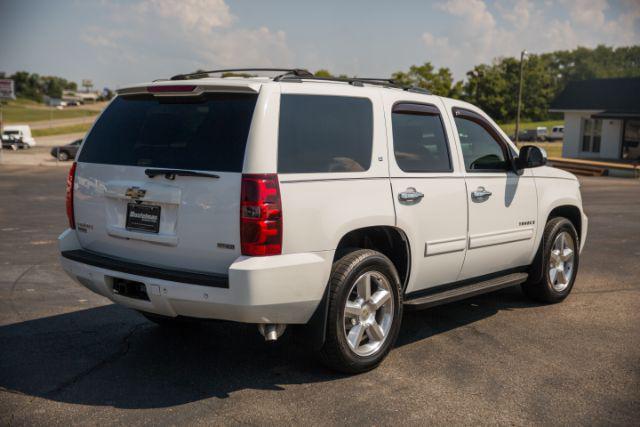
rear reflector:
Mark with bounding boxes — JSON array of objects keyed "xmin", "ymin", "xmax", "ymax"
[
  {"xmin": 66, "ymin": 162, "xmax": 77, "ymax": 229},
  {"xmin": 240, "ymin": 174, "xmax": 282, "ymax": 256},
  {"xmin": 147, "ymin": 85, "xmax": 196, "ymax": 93}
]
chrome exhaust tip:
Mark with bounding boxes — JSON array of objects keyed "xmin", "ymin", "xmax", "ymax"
[{"xmin": 258, "ymin": 323, "xmax": 286, "ymax": 341}]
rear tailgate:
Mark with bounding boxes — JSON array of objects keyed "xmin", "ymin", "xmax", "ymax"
[{"xmin": 73, "ymin": 90, "xmax": 258, "ymax": 275}]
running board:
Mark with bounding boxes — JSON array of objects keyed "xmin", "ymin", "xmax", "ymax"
[{"xmin": 404, "ymin": 272, "xmax": 528, "ymax": 310}]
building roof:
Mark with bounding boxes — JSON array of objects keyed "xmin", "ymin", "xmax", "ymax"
[{"xmin": 550, "ymin": 77, "xmax": 640, "ymax": 113}]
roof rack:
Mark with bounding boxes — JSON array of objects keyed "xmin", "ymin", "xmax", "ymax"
[
  {"xmin": 167, "ymin": 67, "xmax": 431, "ymax": 94},
  {"xmin": 170, "ymin": 68, "xmax": 314, "ymax": 81}
]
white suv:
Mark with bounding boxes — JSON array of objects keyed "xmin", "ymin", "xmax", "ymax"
[{"xmin": 59, "ymin": 68, "xmax": 588, "ymax": 373}]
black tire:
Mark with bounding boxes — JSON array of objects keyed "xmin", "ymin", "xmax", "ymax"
[
  {"xmin": 319, "ymin": 249, "xmax": 402, "ymax": 374},
  {"xmin": 57, "ymin": 150, "xmax": 69, "ymax": 161},
  {"xmin": 522, "ymin": 217, "xmax": 580, "ymax": 303}
]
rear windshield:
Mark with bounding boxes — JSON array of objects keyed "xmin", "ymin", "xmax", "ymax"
[{"xmin": 78, "ymin": 93, "xmax": 257, "ymax": 172}]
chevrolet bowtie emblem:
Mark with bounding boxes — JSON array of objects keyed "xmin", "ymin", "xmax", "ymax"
[{"xmin": 125, "ymin": 187, "xmax": 146, "ymax": 199}]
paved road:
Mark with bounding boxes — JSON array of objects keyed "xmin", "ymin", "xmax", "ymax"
[{"xmin": 0, "ymin": 166, "xmax": 638, "ymax": 425}]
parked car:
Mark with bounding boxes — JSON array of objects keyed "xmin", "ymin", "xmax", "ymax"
[
  {"xmin": 518, "ymin": 126, "xmax": 548, "ymax": 141},
  {"xmin": 2, "ymin": 125, "xmax": 36, "ymax": 148},
  {"xmin": 50, "ymin": 139, "xmax": 82, "ymax": 161},
  {"xmin": 1, "ymin": 132, "xmax": 22, "ymax": 150},
  {"xmin": 548, "ymin": 125, "xmax": 564, "ymax": 141},
  {"xmin": 59, "ymin": 69, "xmax": 588, "ymax": 373}
]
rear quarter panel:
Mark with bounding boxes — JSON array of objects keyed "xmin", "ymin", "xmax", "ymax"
[{"xmin": 251, "ymin": 84, "xmax": 395, "ymax": 254}]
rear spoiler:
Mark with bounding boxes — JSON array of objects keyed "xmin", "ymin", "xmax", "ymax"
[{"xmin": 117, "ymin": 82, "xmax": 260, "ymax": 97}]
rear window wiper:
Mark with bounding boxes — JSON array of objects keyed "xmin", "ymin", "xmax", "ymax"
[{"xmin": 144, "ymin": 168, "xmax": 220, "ymax": 180}]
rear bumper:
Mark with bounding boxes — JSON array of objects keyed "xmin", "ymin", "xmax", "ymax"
[{"xmin": 58, "ymin": 229, "xmax": 333, "ymax": 324}]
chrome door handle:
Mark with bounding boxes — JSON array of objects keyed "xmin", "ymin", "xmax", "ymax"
[
  {"xmin": 398, "ymin": 187, "xmax": 424, "ymax": 202},
  {"xmin": 471, "ymin": 186, "xmax": 492, "ymax": 201}
]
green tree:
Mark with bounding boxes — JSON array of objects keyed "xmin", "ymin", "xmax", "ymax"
[
  {"xmin": 391, "ymin": 62, "xmax": 463, "ymax": 98},
  {"xmin": 314, "ymin": 69, "xmax": 333, "ymax": 78}
]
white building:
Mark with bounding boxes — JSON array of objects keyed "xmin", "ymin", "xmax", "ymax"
[{"xmin": 550, "ymin": 78, "xmax": 640, "ymax": 161}]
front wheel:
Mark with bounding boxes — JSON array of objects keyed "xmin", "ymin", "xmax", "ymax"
[
  {"xmin": 522, "ymin": 217, "xmax": 579, "ymax": 303},
  {"xmin": 319, "ymin": 249, "xmax": 402, "ymax": 374}
]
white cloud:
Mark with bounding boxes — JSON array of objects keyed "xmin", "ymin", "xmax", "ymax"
[
  {"xmin": 80, "ymin": 0, "xmax": 292, "ymax": 80},
  {"xmin": 422, "ymin": 0, "xmax": 640, "ymax": 79},
  {"xmin": 135, "ymin": 0, "xmax": 235, "ymax": 33}
]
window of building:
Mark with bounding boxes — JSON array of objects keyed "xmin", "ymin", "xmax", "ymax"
[
  {"xmin": 581, "ymin": 118, "xmax": 602, "ymax": 153},
  {"xmin": 622, "ymin": 119, "xmax": 640, "ymax": 160}
]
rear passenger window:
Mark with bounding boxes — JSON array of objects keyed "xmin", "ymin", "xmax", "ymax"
[
  {"xmin": 278, "ymin": 95, "xmax": 373, "ymax": 173},
  {"xmin": 392, "ymin": 103, "xmax": 451, "ymax": 172}
]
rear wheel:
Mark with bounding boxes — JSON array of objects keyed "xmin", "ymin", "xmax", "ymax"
[
  {"xmin": 522, "ymin": 217, "xmax": 579, "ymax": 303},
  {"xmin": 319, "ymin": 249, "xmax": 402, "ymax": 373}
]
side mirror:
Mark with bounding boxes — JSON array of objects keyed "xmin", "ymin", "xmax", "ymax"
[{"xmin": 516, "ymin": 145, "xmax": 547, "ymax": 170}]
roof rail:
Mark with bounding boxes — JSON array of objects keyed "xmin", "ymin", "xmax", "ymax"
[
  {"xmin": 167, "ymin": 67, "xmax": 432, "ymax": 94},
  {"xmin": 278, "ymin": 74, "xmax": 403, "ymax": 88},
  {"xmin": 170, "ymin": 68, "xmax": 313, "ymax": 81}
]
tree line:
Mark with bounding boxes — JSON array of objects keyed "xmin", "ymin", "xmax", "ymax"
[
  {"xmin": 0, "ymin": 71, "xmax": 78, "ymax": 102},
  {"xmin": 2, "ymin": 44, "xmax": 638, "ymax": 123},
  {"xmin": 317, "ymin": 45, "xmax": 640, "ymax": 123}
]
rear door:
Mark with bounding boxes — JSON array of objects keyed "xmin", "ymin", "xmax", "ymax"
[
  {"xmin": 74, "ymin": 89, "xmax": 259, "ymax": 274},
  {"xmin": 384, "ymin": 93, "xmax": 468, "ymax": 293}
]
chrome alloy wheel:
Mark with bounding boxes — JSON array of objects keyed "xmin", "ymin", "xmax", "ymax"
[
  {"xmin": 549, "ymin": 231, "xmax": 575, "ymax": 292},
  {"xmin": 343, "ymin": 271, "xmax": 394, "ymax": 357}
]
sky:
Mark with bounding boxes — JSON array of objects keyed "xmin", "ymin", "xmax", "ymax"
[{"xmin": 1, "ymin": 0, "xmax": 639, "ymax": 90}]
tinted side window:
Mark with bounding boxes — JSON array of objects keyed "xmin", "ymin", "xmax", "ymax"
[
  {"xmin": 392, "ymin": 104, "xmax": 451, "ymax": 172},
  {"xmin": 79, "ymin": 93, "xmax": 257, "ymax": 172},
  {"xmin": 454, "ymin": 116, "xmax": 508, "ymax": 171},
  {"xmin": 278, "ymin": 95, "xmax": 373, "ymax": 173}
]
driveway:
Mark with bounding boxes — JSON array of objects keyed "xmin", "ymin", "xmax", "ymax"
[{"xmin": 0, "ymin": 166, "xmax": 638, "ymax": 425}]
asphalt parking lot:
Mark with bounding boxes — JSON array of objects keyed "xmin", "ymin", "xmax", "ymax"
[{"xmin": 1, "ymin": 165, "xmax": 639, "ymax": 425}]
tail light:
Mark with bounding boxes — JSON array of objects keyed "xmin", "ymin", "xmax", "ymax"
[
  {"xmin": 66, "ymin": 162, "xmax": 77, "ymax": 229},
  {"xmin": 240, "ymin": 174, "xmax": 282, "ymax": 256}
]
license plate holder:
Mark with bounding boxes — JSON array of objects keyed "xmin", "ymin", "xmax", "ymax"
[{"xmin": 126, "ymin": 203, "xmax": 161, "ymax": 233}]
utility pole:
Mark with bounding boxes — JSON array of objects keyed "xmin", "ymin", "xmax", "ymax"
[{"xmin": 515, "ymin": 49, "xmax": 527, "ymax": 145}]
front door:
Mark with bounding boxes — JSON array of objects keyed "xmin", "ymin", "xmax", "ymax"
[
  {"xmin": 450, "ymin": 107, "xmax": 538, "ymax": 280},
  {"xmin": 384, "ymin": 95, "xmax": 468, "ymax": 293}
]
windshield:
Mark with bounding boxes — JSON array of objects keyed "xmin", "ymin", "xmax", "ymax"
[{"xmin": 78, "ymin": 93, "xmax": 258, "ymax": 172}]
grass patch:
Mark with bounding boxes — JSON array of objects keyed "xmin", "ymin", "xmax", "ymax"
[
  {"xmin": 1, "ymin": 99, "xmax": 98, "ymax": 123},
  {"xmin": 499, "ymin": 120, "xmax": 564, "ymax": 136},
  {"xmin": 32, "ymin": 123, "xmax": 92, "ymax": 137}
]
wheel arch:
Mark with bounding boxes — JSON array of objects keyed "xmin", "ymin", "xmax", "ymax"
[
  {"xmin": 528, "ymin": 203, "xmax": 583, "ymax": 284},
  {"xmin": 300, "ymin": 225, "xmax": 411, "ymax": 351},
  {"xmin": 333, "ymin": 225, "xmax": 411, "ymax": 292},
  {"xmin": 547, "ymin": 204, "xmax": 582, "ymax": 239}
]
